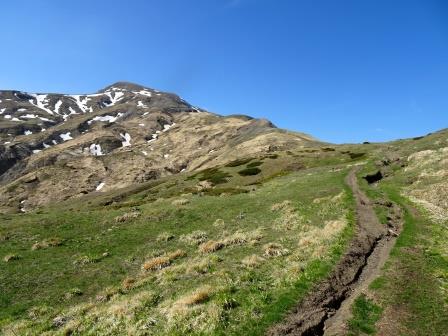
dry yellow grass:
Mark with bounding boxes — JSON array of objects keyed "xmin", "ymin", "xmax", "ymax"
[
  {"xmin": 157, "ymin": 232, "xmax": 175, "ymax": 242},
  {"xmin": 31, "ymin": 237, "xmax": 63, "ymax": 250},
  {"xmin": 180, "ymin": 230, "xmax": 208, "ymax": 245},
  {"xmin": 213, "ymin": 218, "xmax": 225, "ymax": 227},
  {"xmin": 3, "ymin": 254, "xmax": 20, "ymax": 262},
  {"xmin": 167, "ymin": 249, "xmax": 187, "ymax": 260},
  {"xmin": 263, "ymin": 243, "xmax": 289, "ymax": 257},
  {"xmin": 271, "ymin": 200, "xmax": 292, "ymax": 211},
  {"xmin": 172, "ymin": 198, "xmax": 190, "ymax": 206},
  {"xmin": 199, "ymin": 240, "xmax": 224, "ymax": 253},
  {"xmin": 241, "ymin": 254, "xmax": 265, "ymax": 268},
  {"xmin": 121, "ymin": 277, "xmax": 136, "ymax": 290},
  {"xmin": 114, "ymin": 211, "xmax": 141, "ymax": 223},
  {"xmin": 176, "ymin": 286, "xmax": 212, "ymax": 306},
  {"xmin": 142, "ymin": 256, "xmax": 171, "ymax": 271}
]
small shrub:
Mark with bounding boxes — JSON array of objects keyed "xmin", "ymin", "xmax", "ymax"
[
  {"xmin": 198, "ymin": 168, "xmax": 231, "ymax": 185},
  {"xmin": 247, "ymin": 161, "xmax": 263, "ymax": 168},
  {"xmin": 238, "ymin": 167, "xmax": 261, "ymax": 176},
  {"xmin": 199, "ymin": 240, "xmax": 224, "ymax": 253},
  {"xmin": 157, "ymin": 232, "xmax": 175, "ymax": 242},
  {"xmin": 3, "ymin": 254, "xmax": 20, "ymax": 262},
  {"xmin": 263, "ymin": 243, "xmax": 289, "ymax": 257},
  {"xmin": 225, "ymin": 158, "xmax": 253, "ymax": 167},
  {"xmin": 321, "ymin": 147, "xmax": 335, "ymax": 152},
  {"xmin": 348, "ymin": 152, "xmax": 366, "ymax": 160},
  {"xmin": 180, "ymin": 230, "xmax": 208, "ymax": 245},
  {"xmin": 142, "ymin": 256, "xmax": 171, "ymax": 271}
]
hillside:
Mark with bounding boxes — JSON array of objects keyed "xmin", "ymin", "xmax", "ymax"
[
  {"xmin": 0, "ymin": 82, "xmax": 315, "ymax": 213},
  {"xmin": 0, "ymin": 83, "xmax": 447, "ymax": 335}
]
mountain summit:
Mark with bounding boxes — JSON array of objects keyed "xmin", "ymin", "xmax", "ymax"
[{"xmin": 0, "ymin": 82, "xmax": 315, "ymax": 213}]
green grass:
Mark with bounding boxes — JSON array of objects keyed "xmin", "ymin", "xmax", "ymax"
[
  {"xmin": 348, "ymin": 294, "xmax": 382, "ymax": 335},
  {"xmin": 0, "ymin": 166, "xmax": 355, "ymax": 335}
]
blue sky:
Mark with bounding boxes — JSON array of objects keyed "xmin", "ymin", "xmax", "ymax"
[{"xmin": 1, "ymin": 0, "xmax": 447, "ymax": 143}]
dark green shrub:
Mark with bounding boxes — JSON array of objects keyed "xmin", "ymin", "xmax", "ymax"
[
  {"xmin": 198, "ymin": 168, "xmax": 231, "ymax": 185},
  {"xmin": 238, "ymin": 167, "xmax": 261, "ymax": 176},
  {"xmin": 348, "ymin": 152, "xmax": 366, "ymax": 159},
  {"xmin": 225, "ymin": 158, "xmax": 254, "ymax": 167}
]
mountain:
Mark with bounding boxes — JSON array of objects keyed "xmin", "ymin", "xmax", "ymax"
[
  {"xmin": 1, "ymin": 83, "xmax": 447, "ymax": 335},
  {"xmin": 0, "ymin": 82, "xmax": 316, "ymax": 213}
]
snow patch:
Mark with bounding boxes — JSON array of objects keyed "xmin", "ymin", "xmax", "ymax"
[
  {"xmin": 104, "ymin": 91, "xmax": 124, "ymax": 106},
  {"xmin": 87, "ymin": 113, "xmax": 123, "ymax": 124},
  {"xmin": 54, "ymin": 100, "xmax": 63, "ymax": 114},
  {"xmin": 96, "ymin": 182, "xmax": 105, "ymax": 191},
  {"xmin": 70, "ymin": 95, "xmax": 93, "ymax": 113},
  {"xmin": 139, "ymin": 123, "xmax": 145, "ymax": 127},
  {"xmin": 141, "ymin": 150, "xmax": 148, "ymax": 156},
  {"xmin": 89, "ymin": 144, "xmax": 104, "ymax": 156},
  {"xmin": 24, "ymin": 130, "xmax": 33, "ymax": 135},
  {"xmin": 120, "ymin": 132, "xmax": 131, "ymax": 147},
  {"xmin": 137, "ymin": 101, "xmax": 148, "ymax": 108},
  {"xmin": 43, "ymin": 143, "xmax": 51, "ymax": 148},
  {"xmin": 20, "ymin": 114, "xmax": 38, "ymax": 119},
  {"xmin": 163, "ymin": 123, "xmax": 176, "ymax": 132},
  {"xmin": 32, "ymin": 149, "xmax": 41, "ymax": 154},
  {"xmin": 134, "ymin": 90, "xmax": 152, "ymax": 97},
  {"xmin": 0, "ymin": 108, "xmax": 5, "ymax": 114},
  {"xmin": 17, "ymin": 108, "xmax": 27, "ymax": 112},
  {"xmin": 29, "ymin": 94, "xmax": 54, "ymax": 115},
  {"xmin": 60, "ymin": 132, "xmax": 73, "ymax": 141}
]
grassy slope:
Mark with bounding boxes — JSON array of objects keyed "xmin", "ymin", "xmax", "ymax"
[
  {"xmin": 348, "ymin": 129, "xmax": 448, "ymax": 335},
  {"xmin": 0, "ymin": 151, "xmax": 357, "ymax": 335}
]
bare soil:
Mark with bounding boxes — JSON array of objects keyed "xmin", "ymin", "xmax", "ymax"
[{"xmin": 268, "ymin": 168, "xmax": 402, "ymax": 336}]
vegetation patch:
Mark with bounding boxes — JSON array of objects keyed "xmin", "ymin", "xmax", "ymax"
[
  {"xmin": 348, "ymin": 294, "xmax": 382, "ymax": 335},
  {"xmin": 238, "ymin": 167, "xmax": 262, "ymax": 176},
  {"xmin": 225, "ymin": 158, "xmax": 254, "ymax": 167},
  {"xmin": 198, "ymin": 168, "xmax": 231, "ymax": 185}
]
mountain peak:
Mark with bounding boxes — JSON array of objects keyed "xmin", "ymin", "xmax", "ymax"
[{"xmin": 99, "ymin": 81, "xmax": 150, "ymax": 93}]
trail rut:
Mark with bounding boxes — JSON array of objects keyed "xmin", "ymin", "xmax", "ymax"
[{"xmin": 268, "ymin": 168, "xmax": 402, "ymax": 336}]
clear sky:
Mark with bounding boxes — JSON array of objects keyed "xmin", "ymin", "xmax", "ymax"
[{"xmin": 1, "ymin": 0, "xmax": 447, "ymax": 143}]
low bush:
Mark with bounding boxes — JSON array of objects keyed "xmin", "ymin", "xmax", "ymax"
[{"xmin": 238, "ymin": 167, "xmax": 261, "ymax": 176}]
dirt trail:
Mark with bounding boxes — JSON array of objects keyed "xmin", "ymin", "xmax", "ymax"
[{"xmin": 268, "ymin": 168, "xmax": 402, "ymax": 336}]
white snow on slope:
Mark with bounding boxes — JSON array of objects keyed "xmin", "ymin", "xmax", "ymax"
[
  {"xmin": 24, "ymin": 130, "xmax": 33, "ymax": 135},
  {"xmin": 163, "ymin": 123, "xmax": 176, "ymax": 132},
  {"xmin": 87, "ymin": 113, "xmax": 123, "ymax": 124},
  {"xmin": 96, "ymin": 182, "xmax": 105, "ymax": 191},
  {"xmin": 120, "ymin": 132, "xmax": 131, "ymax": 147},
  {"xmin": 17, "ymin": 108, "xmax": 27, "ymax": 112},
  {"xmin": 70, "ymin": 95, "xmax": 93, "ymax": 113},
  {"xmin": 54, "ymin": 100, "xmax": 63, "ymax": 114},
  {"xmin": 43, "ymin": 143, "xmax": 51, "ymax": 148},
  {"xmin": 89, "ymin": 144, "xmax": 104, "ymax": 156},
  {"xmin": 142, "ymin": 150, "xmax": 148, "ymax": 156},
  {"xmin": 33, "ymin": 149, "xmax": 41, "ymax": 154},
  {"xmin": 60, "ymin": 132, "xmax": 73, "ymax": 141},
  {"xmin": 0, "ymin": 108, "xmax": 5, "ymax": 114},
  {"xmin": 105, "ymin": 91, "xmax": 124, "ymax": 106},
  {"xmin": 29, "ymin": 94, "xmax": 54, "ymax": 115},
  {"xmin": 134, "ymin": 90, "xmax": 152, "ymax": 97},
  {"xmin": 12, "ymin": 117, "xmax": 21, "ymax": 121},
  {"xmin": 4, "ymin": 115, "xmax": 11, "ymax": 119},
  {"xmin": 137, "ymin": 101, "xmax": 147, "ymax": 108},
  {"xmin": 20, "ymin": 114, "xmax": 38, "ymax": 119}
]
